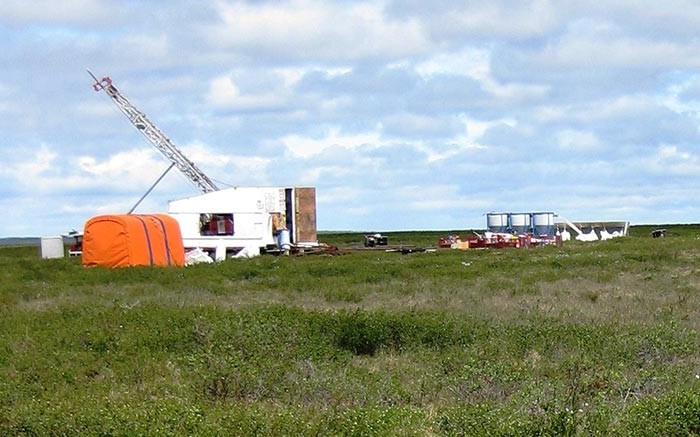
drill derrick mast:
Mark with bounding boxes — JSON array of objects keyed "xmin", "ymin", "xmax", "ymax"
[{"xmin": 88, "ymin": 70, "xmax": 219, "ymax": 194}]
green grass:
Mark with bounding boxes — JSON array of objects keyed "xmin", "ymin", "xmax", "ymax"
[{"xmin": 2, "ymin": 226, "xmax": 700, "ymax": 435}]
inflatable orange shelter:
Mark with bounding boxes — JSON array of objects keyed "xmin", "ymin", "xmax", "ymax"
[{"xmin": 82, "ymin": 214, "xmax": 185, "ymax": 268}]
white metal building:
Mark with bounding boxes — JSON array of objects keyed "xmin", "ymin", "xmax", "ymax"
[{"xmin": 168, "ymin": 186, "xmax": 317, "ymax": 258}]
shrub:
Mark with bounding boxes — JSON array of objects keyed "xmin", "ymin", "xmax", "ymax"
[{"xmin": 615, "ymin": 391, "xmax": 700, "ymax": 436}]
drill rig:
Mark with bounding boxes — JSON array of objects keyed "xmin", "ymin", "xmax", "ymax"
[{"xmin": 88, "ymin": 71, "xmax": 318, "ymax": 258}]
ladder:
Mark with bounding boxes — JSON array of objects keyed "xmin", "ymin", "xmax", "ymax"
[{"xmin": 88, "ymin": 70, "xmax": 219, "ymax": 193}]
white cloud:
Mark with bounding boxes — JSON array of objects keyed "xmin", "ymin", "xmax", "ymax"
[
  {"xmin": 570, "ymin": 95, "xmax": 656, "ymax": 122},
  {"xmin": 317, "ymin": 185, "xmax": 363, "ymax": 204},
  {"xmin": 121, "ymin": 33, "xmax": 170, "ymax": 60},
  {"xmin": 79, "ymin": 149, "xmax": 160, "ymax": 181},
  {"xmin": 647, "ymin": 145, "xmax": 700, "ymax": 176},
  {"xmin": 281, "ymin": 128, "xmax": 383, "ymax": 158},
  {"xmin": 394, "ymin": 0, "xmax": 562, "ymax": 41},
  {"xmin": 530, "ymin": 105, "xmax": 569, "ymax": 123},
  {"xmin": 540, "ymin": 18, "xmax": 700, "ymax": 70},
  {"xmin": 0, "ymin": 0, "xmax": 113, "ymax": 25},
  {"xmin": 15, "ymin": 145, "xmax": 57, "ymax": 178},
  {"xmin": 2, "ymin": 146, "xmax": 186, "ymax": 197},
  {"xmin": 209, "ymin": 0, "xmax": 429, "ymax": 60},
  {"xmin": 206, "ymin": 74, "xmax": 286, "ymax": 110},
  {"xmin": 405, "ymin": 185, "xmax": 492, "ymax": 211},
  {"xmin": 416, "ymin": 48, "xmax": 550, "ymax": 100},
  {"xmin": 556, "ymin": 129, "xmax": 603, "ymax": 153},
  {"xmin": 416, "ymin": 48, "xmax": 491, "ymax": 80}
]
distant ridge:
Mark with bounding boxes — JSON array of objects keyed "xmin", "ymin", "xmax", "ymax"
[{"xmin": 0, "ymin": 237, "xmax": 41, "ymax": 247}]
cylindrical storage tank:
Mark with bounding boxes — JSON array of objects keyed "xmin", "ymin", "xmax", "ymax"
[
  {"xmin": 486, "ymin": 213, "xmax": 509, "ymax": 232},
  {"xmin": 278, "ymin": 229, "xmax": 291, "ymax": 250},
  {"xmin": 532, "ymin": 212, "xmax": 555, "ymax": 236},
  {"xmin": 510, "ymin": 213, "xmax": 531, "ymax": 235}
]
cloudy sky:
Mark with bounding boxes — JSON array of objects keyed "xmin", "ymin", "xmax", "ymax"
[{"xmin": 2, "ymin": 0, "xmax": 700, "ymax": 237}]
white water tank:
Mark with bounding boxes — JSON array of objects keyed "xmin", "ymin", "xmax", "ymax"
[
  {"xmin": 510, "ymin": 213, "xmax": 531, "ymax": 234},
  {"xmin": 486, "ymin": 213, "xmax": 509, "ymax": 232},
  {"xmin": 532, "ymin": 212, "xmax": 555, "ymax": 236}
]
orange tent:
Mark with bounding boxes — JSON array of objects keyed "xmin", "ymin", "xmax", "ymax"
[{"xmin": 82, "ymin": 214, "xmax": 185, "ymax": 268}]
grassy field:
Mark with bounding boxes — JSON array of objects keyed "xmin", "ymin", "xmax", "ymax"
[{"xmin": 1, "ymin": 225, "xmax": 700, "ymax": 435}]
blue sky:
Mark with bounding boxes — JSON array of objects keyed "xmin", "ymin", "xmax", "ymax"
[{"xmin": 2, "ymin": 0, "xmax": 700, "ymax": 237}]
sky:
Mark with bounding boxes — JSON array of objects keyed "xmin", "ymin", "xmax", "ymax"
[{"xmin": 2, "ymin": 0, "xmax": 700, "ymax": 237}]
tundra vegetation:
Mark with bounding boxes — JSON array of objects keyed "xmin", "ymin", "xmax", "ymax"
[{"xmin": 1, "ymin": 225, "xmax": 700, "ymax": 436}]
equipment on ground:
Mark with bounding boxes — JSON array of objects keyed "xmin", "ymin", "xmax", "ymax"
[
  {"xmin": 364, "ymin": 233, "xmax": 388, "ymax": 247},
  {"xmin": 65, "ymin": 230, "xmax": 83, "ymax": 256},
  {"xmin": 650, "ymin": 228, "xmax": 666, "ymax": 238}
]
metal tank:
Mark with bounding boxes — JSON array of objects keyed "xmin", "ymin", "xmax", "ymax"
[
  {"xmin": 486, "ymin": 213, "xmax": 509, "ymax": 232},
  {"xmin": 532, "ymin": 212, "xmax": 555, "ymax": 236},
  {"xmin": 509, "ymin": 213, "xmax": 532, "ymax": 235}
]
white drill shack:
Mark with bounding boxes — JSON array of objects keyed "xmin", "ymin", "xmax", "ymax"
[{"xmin": 168, "ymin": 185, "xmax": 317, "ymax": 259}]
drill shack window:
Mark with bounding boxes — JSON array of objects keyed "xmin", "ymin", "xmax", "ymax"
[{"xmin": 199, "ymin": 213, "xmax": 234, "ymax": 236}]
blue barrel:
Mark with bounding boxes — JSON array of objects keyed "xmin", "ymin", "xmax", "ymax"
[{"xmin": 278, "ymin": 229, "xmax": 291, "ymax": 250}]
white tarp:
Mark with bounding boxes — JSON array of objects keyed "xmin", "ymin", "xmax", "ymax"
[{"xmin": 185, "ymin": 248, "xmax": 213, "ymax": 265}]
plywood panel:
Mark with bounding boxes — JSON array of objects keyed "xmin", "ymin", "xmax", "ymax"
[{"xmin": 294, "ymin": 187, "xmax": 317, "ymax": 243}]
